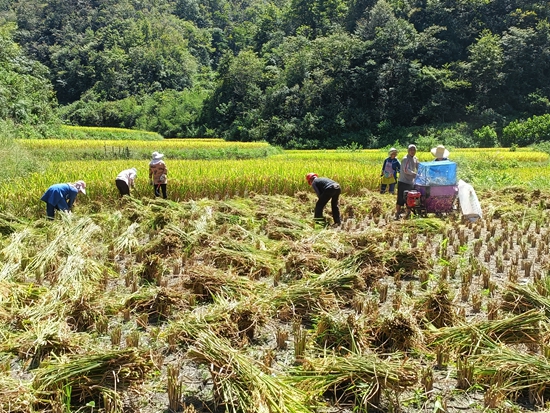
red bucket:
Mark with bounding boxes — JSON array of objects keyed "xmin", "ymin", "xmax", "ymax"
[{"xmin": 406, "ymin": 190, "xmax": 421, "ymax": 208}]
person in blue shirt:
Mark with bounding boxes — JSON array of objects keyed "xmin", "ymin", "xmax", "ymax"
[
  {"xmin": 306, "ymin": 173, "xmax": 341, "ymax": 227},
  {"xmin": 41, "ymin": 181, "xmax": 87, "ymax": 219},
  {"xmin": 380, "ymin": 148, "xmax": 401, "ymax": 194}
]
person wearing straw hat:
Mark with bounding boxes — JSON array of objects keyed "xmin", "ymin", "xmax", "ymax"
[
  {"xmin": 115, "ymin": 167, "xmax": 138, "ymax": 197},
  {"xmin": 305, "ymin": 173, "xmax": 341, "ymax": 227},
  {"xmin": 380, "ymin": 148, "xmax": 400, "ymax": 194},
  {"xmin": 40, "ymin": 180, "xmax": 87, "ymax": 219},
  {"xmin": 149, "ymin": 151, "xmax": 168, "ymax": 199},
  {"xmin": 431, "ymin": 145, "xmax": 450, "ymax": 161}
]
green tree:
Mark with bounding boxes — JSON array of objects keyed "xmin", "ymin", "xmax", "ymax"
[
  {"xmin": 0, "ymin": 23, "xmax": 57, "ymax": 126},
  {"xmin": 465, "ymin": 29, "xmax": 505, "ymax": 111}
]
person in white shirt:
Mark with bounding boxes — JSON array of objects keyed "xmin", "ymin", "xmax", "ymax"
[{"xmin": 115, "ymin": 167, "xmax": 137, "ymax": 197}]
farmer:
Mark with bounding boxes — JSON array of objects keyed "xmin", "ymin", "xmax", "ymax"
[
  {"xmin": 115, "ymin": 167, "xmax": 137, "ymax": 197},
  {"xmin": 149, "ymin": 151, "xmax": 168, "ymax": 199},
  {"xmin": 431, "ymin": 145, "xmax": 450, "ymax": 161},
  {"xmin": 395, "ymin": 144, "xmax": 419, "ymax": 220},
  {"xmin": 306, "ymin": 173, "xmax": 341, "ymax": 227},
  {"xmin": 380, "ymin": 148, "xmax": 400, "ymax": 194},
  {"xmin": 40, "ymin": 180, "xmax": 87, "ymax": 219}
]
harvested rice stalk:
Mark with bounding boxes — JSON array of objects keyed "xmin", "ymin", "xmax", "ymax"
[
  {"xmin": 2, "ymin": 316, "xmax": 77, "ymax": 369},
  {"xmin": 0, "ymin": 280, "xmax": 47, "ymax": 318},
  {"xmin": 65, "ymin": 295, "xmax": 106, "ymax": 332},
  {"xmin": 256, "ymin": 214, "xmax": 308, "ymax": 240},
  {"xmin": 181, "ymin": 264, "xmax": 258, "ymax": 302},
  {"xmin": 385, "ymin": 247, "xmax": 430, "ymax": 278},
  {"xmin": 501, "ymin": 279, "xmax": 550, "ymax": 317},
  {"xmin": 271, "ymin": 261, "xmax": 357, "ymax": 319},
  {"xmin": 1, "ymin": 227, "xmax": 34, "ymax": 267},
  {"xmin": 371, "ymin": 311, "xmax": 423, "ymax": 352},
  {"xmin": 415, "ymin": 282, "xmax": 457, "ymax": 328},
  {"xmin": 430, "ymin": 309, "xmax": 546, "ymax": 351},
  {"xmin": 344, "ymin": 245, "xmax": 387, "ymax": 271},
  {"xmin": 113, "ymin": 222, "xmax": 141, "ymax": 255},
  {"xmin": 33, "ymin": 349, "xmax": 152, "ymax": 406},
  {"xmin": 313, "ymin": 310, "xmax": 371, "ymax": 353},
  {"xmin": 198, "ymin": 241, "xmax": 279, "ymax": 279},
  {"xmin": 124, "ymin": 286, "xmax": 189, "ymax": 322},
  {"xmin": 472, "ymin": 344, "xmax": 550, "ymax": 406},
  {"xmin": 284, "ymin": 250, "xmax": 331, "ymax": 278},
  {"xmin": 138, "ymin": 223, "xmax": 194, "ymax": 258},
  {"xmin": 25, "ymin": 217, "xmax": 101, "ymax": 281},
  {"xmin": 0, "ymin": 376, "xmax": 36, "ymax": 412},
  {"xmin": 188, "ymin": 331, "xmax": 314, "ymax": 413},
  {"xmin": 288, "ymin": 351, "xmax": 417, "ymax": 409},
  {"xmin": 164, "ymin": 295, "xmax": 269, "ymax": 347}
]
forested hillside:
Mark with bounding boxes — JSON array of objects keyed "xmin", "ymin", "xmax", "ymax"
[{"xmin": 1, "ymin": 0, "xmax": 550, "ymax": 148}]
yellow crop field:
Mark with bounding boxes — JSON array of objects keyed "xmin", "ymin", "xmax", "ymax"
[
  {"xmin": 17, "ymin": 138, "xmax": 272, "ymax": 150},
  {"xmin": 3, "ymin": 143, "xmax": 550, "ymax": 218}
]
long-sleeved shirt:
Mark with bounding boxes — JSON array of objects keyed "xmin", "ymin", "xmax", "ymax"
[
  {"xmin": 312, "ymin": 177, "xmax": 340, "ymax": 197},
  {"xmin": 116, "ymin": 169, "xmax": 137, "ymax": 187},
  {"xmin": 40, "ymin": 183, "xmax": 78, "ymax": 210},
  {"xmin": 149, "ymin": 161, "xmax": 168, "ymax": 185},
  {"xmin": 398, "ymin": 155, "xmax": 419, "ymax": 185}
]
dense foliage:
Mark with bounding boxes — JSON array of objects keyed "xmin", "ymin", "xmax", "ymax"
[{"xmin": 1, "ymin": 0, "xmax": 550, "ymax": 147}]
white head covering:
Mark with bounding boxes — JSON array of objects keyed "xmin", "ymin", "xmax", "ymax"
[
  {"xmin": 152, "ymin": 151, "xmax": 164, "ymax": 160},
  {"xmin": 131, "ymin": 167, "xmax": 137, "ymax": 175},
  {"xmin": 151, "ymin": 152, "xmax": 164, "ymax": 165},
  {"xmin": 74, "ymin": 180, "xmax": 87, "ymax": 195},
  {"xmin": 431, "ymin": 145, "xmax": 450, "ymax": 159}
]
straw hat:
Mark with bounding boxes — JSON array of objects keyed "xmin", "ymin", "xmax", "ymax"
[
  {"xmin": 74, "ymin": 180, "xmax": 87, "ymax": 195},
  {"xmin": 431, "ymin": 145, "xmax": 450, "ymax": 159}
]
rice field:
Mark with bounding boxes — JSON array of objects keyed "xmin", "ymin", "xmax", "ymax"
[
  {"xmin": 3, "ymin": 142, "xmax": 550, "ymax": 218},
  {"xmin": 1, "ymin": 139, "xmax": 550, "ymax": 412}
]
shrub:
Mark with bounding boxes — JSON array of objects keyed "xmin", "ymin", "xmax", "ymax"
[
  {"xmin": 502, "ymin": 114, "xmax": 550, "ymax": 147},
  {"xmin": 473, "ymin": 125, "xmax": 498, "ymax": 147}
]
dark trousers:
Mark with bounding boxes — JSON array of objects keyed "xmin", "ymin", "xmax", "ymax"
[
  {"xmin": 116, "ymin": 180, "xmax": 130, "ymax": 197},
  {"xmin": 46, "ymin": 203, "xmax": 67, "ymax": 219},
  {"xmin": 154, "ymin": 183, "xmax": 167, "ymax": 199},
  {"xmin": 46, "ymin": 203, "xmax": 57, "ymax": 219},
  {"xmin": 380, "ymin": 183, "xmax": 396, "ymax": 194},
  {"xmin": 315, "ymin": 186, "xmax": 341, "ymax": 224}
]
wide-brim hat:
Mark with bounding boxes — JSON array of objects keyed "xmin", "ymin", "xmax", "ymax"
[
  {"xmin": 152, "ymin": 151, "xmax": 164, "ymax": 160},
  {"xmin": 431, "ymin": 145, "xmax": 450, "ymax": 159},
  {"xmin": 75, "ymin": 180, "xmax": 86, "ymax": 195},
  {"xmin": 389, "ymin": 147, "xmax": 398, "ymax": 154}
]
